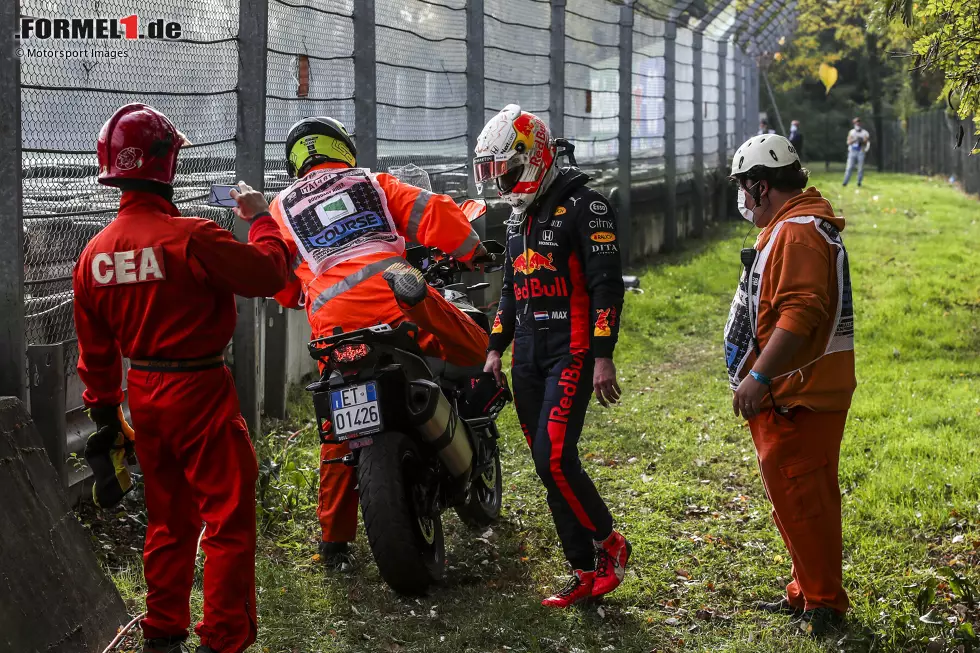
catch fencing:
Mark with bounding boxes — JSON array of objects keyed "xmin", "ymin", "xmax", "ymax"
[
  {"xmin": 0, "ymin": 0, "xmax": 795, "ymax": 490},
  {"xmin": 879, "ymin": 108, "xmax": 980, "ymax": 196}
]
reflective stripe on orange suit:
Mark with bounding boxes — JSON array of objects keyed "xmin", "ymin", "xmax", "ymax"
[{"xmin": 271, "ymin": 162, "xmax": 489, "ymax": 543}]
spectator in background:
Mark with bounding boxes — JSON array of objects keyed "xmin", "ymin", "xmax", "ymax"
[
  {"xmin": 843, "ymin": 117, "xmax": 871, "ymax": 187},
  {"xmin": 758, "ymin": 119, "xmax": 776, "ymax": 136},
  {"xmin": 788, "ymin": 120, "xmax": 804, "ymax": 160}
]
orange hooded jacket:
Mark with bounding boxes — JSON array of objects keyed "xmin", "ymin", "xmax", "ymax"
[{"xmin": 750, "ymin": 187, "xmax": 856, "ymax": 412}]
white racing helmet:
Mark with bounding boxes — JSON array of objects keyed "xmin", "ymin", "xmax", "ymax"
[
  {"xmin": 474, "ymin": 104, "xmax": 557, "ymax": 222},
  {"xmin": 730, "ymin": 133, "xmax": 800, "ymax": 176}
]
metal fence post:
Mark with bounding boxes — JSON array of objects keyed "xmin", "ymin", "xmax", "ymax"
[
  {"xmin": 233, "ymin": 0, "xmax": 270, "ymax": 436},
  {"xmin": 0, "ymin": 0, "xmax": 25, "ymax": 401},
  {"xmin": 550, "ymin": 0, "xmax": 566, "ymax": 136},
  {"xmin": 263, "ymin": 301, "xmax": 288, "ymax": 420},
  {"xmin": 734, "ymin": 46, "xmax": 743, "ymax": 151},
  {"xmin": 663, "ymin": 21, "xmax": 678, "ymax": 252},
  {"xmin": 691, "ymin": 30, "xmax": 704, "ymax": 237},
  {"xmin": 354, "ymin": 0, "xmax": 377, "ymax": 170},
  {"xmin": 466, "ymin": 0, "xmax": 485, "ymax": 204},
  {"xmin": 617, "ymin": 2, "xmax": 634, "ymax": 263},
  {"xmin": 718, "ymin": 38, "xmax": 729, "ymax": 221},
  {"xmin": 27, "ymin": 343, "xmax": 67, "ymax": 485}
]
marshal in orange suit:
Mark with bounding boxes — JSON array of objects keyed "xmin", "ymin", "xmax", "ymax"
[
  {"xmin": 269, "ymin": 117, "xmax": 489, "ymax": 567},
  {"xmin": 725, "ymin": 133, "xmax": 856, "ymax": 638}
]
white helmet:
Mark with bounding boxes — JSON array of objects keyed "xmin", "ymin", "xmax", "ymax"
[
  {"xmin": 730, "ymin": 134, "xmax": 800, "ymax": 176},
  {"xmin": 474, "ymin": 104, "xmax": 557, "ymax": 220}
]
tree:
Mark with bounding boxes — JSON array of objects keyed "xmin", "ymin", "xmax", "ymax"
[
  {"xmin": 880, "ymin": 0, "xmax": 980, "ymax": 145},
  {"xmin": 763, "ymin": 0, "xmax": 910, "ymax": 166}
]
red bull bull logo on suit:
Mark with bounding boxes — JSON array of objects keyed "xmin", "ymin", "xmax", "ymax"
[{"xmin": 513, "ymin": 248, "xmax": 557, "ymax": 275}]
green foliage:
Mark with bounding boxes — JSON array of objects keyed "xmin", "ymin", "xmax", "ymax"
[
  {"xmin": 768, "ymin": 0, "xmax": 901, "ymax": 88},
  {"xmin": 881, "ymin": 0, "xmax": 980, "ymax": 140},
  {"xmin": 254, "ymin": 420, "xmax": 320, "ymax": 537},
  {"xmin": 763, "ymin": 0, "xmax": 917, "ymax": 162}
]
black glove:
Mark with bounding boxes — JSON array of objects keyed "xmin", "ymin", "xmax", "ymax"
[
  {"xmin": 84, "ymin": 405, "xmax": 136, "ymax": 509},
  {"xmin": 458, "ymin": 372, "xmax": 512, "ymax": 420}
]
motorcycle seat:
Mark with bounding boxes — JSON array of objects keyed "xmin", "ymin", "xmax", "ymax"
[{"xmin": 425, "ymin": 357, "xmax": 483, "ymax": 383}]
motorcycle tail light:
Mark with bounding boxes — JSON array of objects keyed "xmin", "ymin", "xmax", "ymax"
[{"xmin": 331, "ymin": 343, "xmax": 371, "ymax": 364}]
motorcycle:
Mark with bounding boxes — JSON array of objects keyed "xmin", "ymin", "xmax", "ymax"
[{"xmin": 305, "ymin": 195, "xmax": 511, "ymax": 596}]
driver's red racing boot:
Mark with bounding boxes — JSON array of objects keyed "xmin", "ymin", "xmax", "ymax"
[
  {"xmin": 592, "ymin": 531, "xmax": 631, "ymax": 597},
  {"xmin": 541, "ymin": 569, "xmax": 596, "ymax": 608}
]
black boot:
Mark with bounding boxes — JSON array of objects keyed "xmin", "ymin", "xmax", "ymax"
[
  {"xmin": 754, "ymin": 597, "xmax": 804, "ymax": 617},
  {"xmin": 804, "ymin": 607, "xmax": 845, "ymax": 636},
  {"xmin": 318, "ymin": 541, "xmax": 354, "ymax": 570},
  {"xmin": 143, "ymin": 636, "xmax": 188, "ymax": 653},
  {"xmin": 383, "ymin": 262, "xmax": 427, "ymax": 308}
]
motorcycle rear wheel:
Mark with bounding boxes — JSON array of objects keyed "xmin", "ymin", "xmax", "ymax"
[
  {"xmin": 357, "ymin": 431, "xmax": 446, "ymax": 595},
  {"xmin": 454, "ymin": 443, "xmax": 502, "ymax": 528}
]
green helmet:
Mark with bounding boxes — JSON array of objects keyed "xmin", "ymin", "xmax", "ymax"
[{"xmin": 285, "ymin": 116, "xmax": 357, "ymax": 177}]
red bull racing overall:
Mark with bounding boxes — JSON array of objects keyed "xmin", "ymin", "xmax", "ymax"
[{"xmin": 487, "ymin": 167, "xmax": 625, "ymax": 571}]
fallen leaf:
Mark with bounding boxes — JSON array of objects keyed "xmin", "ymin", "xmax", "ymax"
[{"xmin": 920, "ymin": 610, "xmax": 944, "ymax": 625}]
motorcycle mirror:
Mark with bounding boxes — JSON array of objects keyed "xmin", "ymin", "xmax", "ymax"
[
  {"xmin": 467, "ymin": 282, "xmax": 490, "ymax": 292},
  {"xmin": 481, "ymin": 240, "xmax": 505, "ymax": 256}
]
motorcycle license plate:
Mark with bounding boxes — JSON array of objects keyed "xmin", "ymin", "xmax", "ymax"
[{"xmin": 329, "ymin": 382, "xmax": 382, "ymax": 439}]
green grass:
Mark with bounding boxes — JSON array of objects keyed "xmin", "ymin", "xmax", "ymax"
[{"xmin": 110, "ymin": 170, "xmax": 980, "ymax": 653}]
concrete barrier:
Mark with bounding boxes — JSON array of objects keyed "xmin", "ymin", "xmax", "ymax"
[{"xmin": 0, "ymin": 396, "xmax": 128, "ymax": 652}]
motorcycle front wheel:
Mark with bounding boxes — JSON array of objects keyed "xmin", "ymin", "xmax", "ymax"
[{"xmin": 357, "ymin": 431, "xmax": 446, "ymax": 595}]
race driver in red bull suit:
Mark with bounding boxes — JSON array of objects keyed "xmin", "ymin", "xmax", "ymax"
[
  {"xmin": 478, "ymin": 105, "xmax": 630, "ymax": 607},
  {"xmin": 73, "ymin": 103, "xmax": 290, "ymax": 653}
]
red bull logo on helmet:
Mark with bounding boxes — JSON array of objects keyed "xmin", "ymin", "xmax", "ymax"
[{"xmin": 512, "ymin": 248, "xmax": 556, "ymax": 276}]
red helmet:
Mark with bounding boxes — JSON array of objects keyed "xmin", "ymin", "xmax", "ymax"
[{"xmin": 97, "ymin": 103, "xmax": 184, "ymax": 186}]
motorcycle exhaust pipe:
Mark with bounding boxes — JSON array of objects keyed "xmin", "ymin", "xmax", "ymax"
[{"xmin": 407, "ymin": 380, "xmax": 473, "ymax": 479}]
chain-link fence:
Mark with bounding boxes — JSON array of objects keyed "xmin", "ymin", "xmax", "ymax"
[
  {"xmin": 4, "ymin": 0, "xmax": 796, "ymax": 485},
  {"xmin": 18, "ymin": 0, "xmax": 240, "ymax": 418},
  {"xmin": 877, "ymin": 109, "xmax": 980, "ymax": 196}
]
